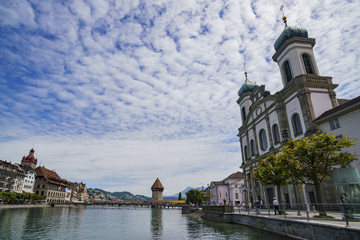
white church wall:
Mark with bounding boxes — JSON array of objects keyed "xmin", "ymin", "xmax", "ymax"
[
  {"xmin": 255, "ymin": 117, "xmax": 270, "ymax": 156},
  {"xmin": 285, "ymin": 95, "xmax": 305, "ymax": 140},
  {"xmin": 309, "ymin": 88, "xmax": 334, "ymax": 118}
]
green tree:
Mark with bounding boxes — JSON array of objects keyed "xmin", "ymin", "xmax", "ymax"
[
  {"xmin": 178, "ymin": 192, "xmax": 182, "ymax": 200},
  {"xmin": 281, "ymin": 132, "xmax": 356, "ymax": 216},
  {"xmin": 185, "ymin": 189, "xmax": 208, "ymax": 206},
  {"xmin": 253, "ymin": 154, "xmax": 293, "ymax": 213}
]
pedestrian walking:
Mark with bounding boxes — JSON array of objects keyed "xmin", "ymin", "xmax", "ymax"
[
  {"xmin": 273, "ymin": 197, "xmax": 281, "ymax": 215},
  {"xmin": 255, "ymin": 200, "xmax": 260, "ymax": 215}
]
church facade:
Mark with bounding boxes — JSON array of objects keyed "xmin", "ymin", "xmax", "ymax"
[{"xmin": 237, "ymin": 18, "xmax": 358, "ymax": 207}]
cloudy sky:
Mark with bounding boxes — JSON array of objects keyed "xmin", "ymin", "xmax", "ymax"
[{"xmin": 1, "ymin": 0, "xmax": 359, "ymax": 196}]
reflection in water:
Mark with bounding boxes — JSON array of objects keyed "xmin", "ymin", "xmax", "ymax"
[
  {"xmin": 1, "ymin": 207, "xmax": 290, "ymax": 240},
  {"xmin": 151, "ymin": 208, "xmax": 163, "ymax": 239},
  {"xmin": 0, "ymin": 207, "xmax": 85, "ymax": 240}
]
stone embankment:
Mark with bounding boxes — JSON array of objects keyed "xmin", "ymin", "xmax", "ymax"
[{"xmin": 202, "ymin": 206, "xmax": 360, "ymax": 240}]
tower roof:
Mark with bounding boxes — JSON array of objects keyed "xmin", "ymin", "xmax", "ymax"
[
  {"xmin": 274, "ymin": 26, "xmax": 308, "ymax": 51},
  {"xmin": 238, "ymin": 78, "xmax": 257, "ymax": 97},
  {"xmin": 151, "ymin": 178, "xmax": 164, "ymax": 190},
  {"xmin": 21, "ymin": 148, "xmax": 38, "ymax": 165}
]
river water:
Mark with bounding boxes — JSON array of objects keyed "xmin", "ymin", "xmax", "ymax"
[{"xmin": 0, "ymin": 206, "xmax": 290, "ymax": 240}]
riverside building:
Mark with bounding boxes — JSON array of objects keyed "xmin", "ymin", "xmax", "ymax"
[{"xmin": 237, "ymin": 16, "xmax": 359, "ymax": 208}]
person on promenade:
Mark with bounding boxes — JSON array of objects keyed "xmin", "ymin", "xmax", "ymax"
[
  {"xmin": 273, "ymin": 197, "xmax": 281, "ymax": 215},
  {"xmin": 255, "ymin": 200, "xmax": 260, "ymax": 215}
]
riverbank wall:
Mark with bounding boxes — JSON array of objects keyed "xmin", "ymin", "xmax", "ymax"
[{"xmin": 202, "ymin": 211, "xmax": 360, "ymax": 240}]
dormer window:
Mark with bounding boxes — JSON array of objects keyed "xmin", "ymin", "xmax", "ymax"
[
  {"xmin": 283, "ymin": 61, "xmax": 293, "ymax": 83},
  {"xmin": 302, "ymin": 54, "xmax": 315, "ymax": 74}
]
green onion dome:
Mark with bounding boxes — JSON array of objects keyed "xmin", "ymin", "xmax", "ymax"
[
  {"xmin": 238, "ymin": 77, "xmax": 257, "ymax": 97},
  {"xmin": 274, "ymin": 25, "xmax": 308, "ymax": 51}
]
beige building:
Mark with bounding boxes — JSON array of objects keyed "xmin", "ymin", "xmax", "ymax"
[{"xmin": 34, "ymin": 166, "xmax": 70, "ymax": 203}]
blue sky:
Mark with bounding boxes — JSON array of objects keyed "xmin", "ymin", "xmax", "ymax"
[{"xmin": 1, "ymin": 0, "xmax": 359, "ymax": 196}]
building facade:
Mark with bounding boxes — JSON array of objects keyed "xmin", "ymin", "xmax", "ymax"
[
  {"xmin": 206, "ymin": 171, "xmax": 244, "ymax": 206},
  {"xmin": 237, "ymin": 18, "xmax": 358, "ymax": 208},
  {"xmin": 314, "ymin": 96, "xmax": 360, "ymax": 172},
  {"xmin": 0, "ymin": 160, "xmax": 25, "ymax": 193},
  {"xmin": 34, "ymin": 166, "xmax": 70, "ymax": 203},
  {"xmin": 20, "ymin": 165, "xmax": 36, "ymax": 193}
]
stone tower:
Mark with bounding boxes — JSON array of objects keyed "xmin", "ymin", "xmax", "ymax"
[
  {"xmin": 151, "ymin": 178, "xmax": 164, "ymax": 201},
  {"xmin": 21, "ymin": 148, "xmax": 38, "ymax": 169}
]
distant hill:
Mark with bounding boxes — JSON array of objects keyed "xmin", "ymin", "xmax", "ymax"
[
  {"xmin": 87, "ymin": 188, "xmax": 151, "ymax": 201},
  {"xmin": 88, "ymin": 187, "xmax": 202, "ymax": 201}
]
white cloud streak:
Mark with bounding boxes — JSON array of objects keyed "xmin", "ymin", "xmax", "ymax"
[{"xmin": 0, "ymin": 0, "xmax": 359, "ymax": 195}]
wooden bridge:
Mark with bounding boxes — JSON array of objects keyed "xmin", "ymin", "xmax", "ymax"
[{"xmin": 91, "ymin": 200, "xmax": 188, "ymax": 208}]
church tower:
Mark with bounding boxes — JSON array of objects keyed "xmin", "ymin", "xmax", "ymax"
[
  {"xmin": 272, "ymin": 16, "xmax": 338, "ymax": 136},
  {"xmin": 21, "ymin": 148, "xmax": 38, "ymax": 169},
  {"xmin": 151, "ymin": 178, "xmax": 164, "ymax": 201}
]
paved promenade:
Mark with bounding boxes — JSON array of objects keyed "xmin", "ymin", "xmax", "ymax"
[{"xmin": 233, "ymin": 208, "xmax": 360, "ymax": 229}]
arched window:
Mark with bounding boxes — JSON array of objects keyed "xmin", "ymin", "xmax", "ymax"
[
  {"xmin": 241, "ymin": 107, "xmax": 246, "ymax": 123},
  {"xmin": 283, "ymin": 61, "xmax": 292, "ymax": 83},
  {"xmin": 259, "ymin": 129, "xmax": 268, "ymax": 151},
  {"xmin": 302, "ymin": 54, "xmax": 314, "ymax": 74},
  {"xmin": 272, "ymin": 124, "xmax": 281, "ymax": 144},
  {"xmin": 292, "ymin": 113, "xmax": 303, "ymax": 136},
  {"xmin": 244, "ymin": 146, "xmax": 248, "ymax": 161},
  {"xmin": 250, "ymin": 139, "xmax": 256, "ymax": 156}
]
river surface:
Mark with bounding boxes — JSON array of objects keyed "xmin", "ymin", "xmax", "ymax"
[{"xmin": 0, "ymin": 206, "xmax": 290, "ymax": 240}]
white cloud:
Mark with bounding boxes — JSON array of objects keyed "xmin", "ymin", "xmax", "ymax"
[{"xmin": 0, "ymin": 0, "xmax": 359, "ymax": 196}]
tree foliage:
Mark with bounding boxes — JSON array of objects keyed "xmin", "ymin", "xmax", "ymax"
[
  {"xmin": 253, "ymin": 154, "xmax": 293, "ymax": 212},
  {"xmin": 185, "ymin": 189, "xmax": 208, "ymax": 206},
  {"xmin": 280, "ymin": 132, "xmax": 356, "ymax": 215},
  {"xmin": 0, "ymin": 192, "xmax": 45, "ymax": 203}
]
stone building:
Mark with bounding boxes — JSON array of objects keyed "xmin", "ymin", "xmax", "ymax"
[
  {"xmin": 0, "ymin": 160, "xmax": 25, "ymax": 193},
  {"xmin": 237, "ymin": 17, "xmax": 359, "ymax": 207},
  {"xmin": 34, "ymin": 166, "xmax": 70, "ymax": 203},
  {"xmin": 151, "ymin": 178, "xmax": 164, "ymax": 201},
  {"xmin": 69, "ymin": 181, "xmax": 88, "ymax": 203}
]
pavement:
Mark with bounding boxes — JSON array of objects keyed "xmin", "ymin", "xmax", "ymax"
[{"xmin": 233, "ymin": 208, "xmax": 360, "ymax": 229}]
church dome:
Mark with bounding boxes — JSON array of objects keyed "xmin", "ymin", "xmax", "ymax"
[
  {"xmin": 274, "ymin": 26, "xmax": 308, "ymax": 51},
  {"xmin": 238, "ymin": 78, "xmax": 257, "ymax": 97}
]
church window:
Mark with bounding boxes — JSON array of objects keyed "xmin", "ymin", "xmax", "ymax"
[
  {"xmin": 283, "ymin": 61, "xmax": 293, "ymax": 82},
  {"xmin": 272, "ymin": 124, "xmax": 281, "ymax": 144},
  {"xmin": 259, "ymin": 129, "xmax": 268, "ymax": 151},
  {"xmin": 302, "ymin": 54, "xmax": 315, "ymax": 74},
  {"xmin": 241, "ymin": 107, "xmax": 246, "ymax": 123},
  {"xmin": 292, "ymin": 113, "xmax": 303, "ymax": 135},
  {"xmin": 250, "ymin": 139, "xmax": 256, "ymax": 156},
  {"xmin": 330, "ymin": 118, "xmax": 340, "ymax": 130},
  {"xmin": 244, "ymin": 145, "xmax": 248, "ymax": 161}
]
